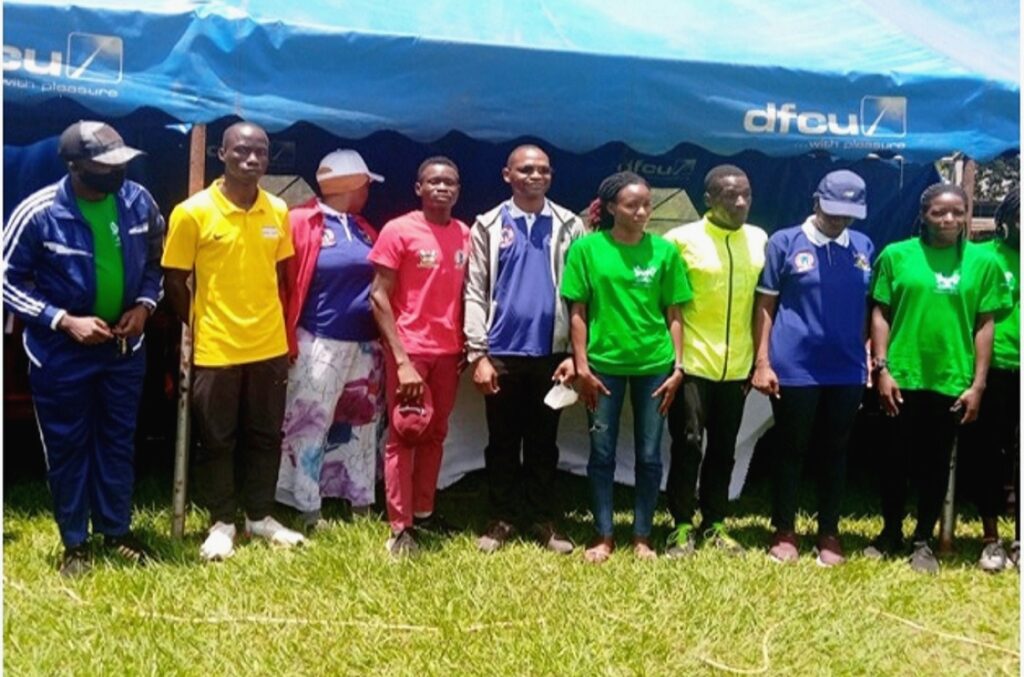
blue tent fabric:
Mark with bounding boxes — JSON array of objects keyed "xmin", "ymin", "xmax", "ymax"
[{"xmin": 3, "ymin": 0, "xmax": 1018, "ymax": 162}]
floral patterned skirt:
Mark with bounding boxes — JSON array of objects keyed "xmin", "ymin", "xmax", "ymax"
[{"xmin": 276, "ymin": 328, "xmax": 384, "ymax": 512}]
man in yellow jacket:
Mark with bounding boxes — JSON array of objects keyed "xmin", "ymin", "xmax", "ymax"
[{"xmin": 663, "ymin": 165, "xmax": 767, "ymax": 557}]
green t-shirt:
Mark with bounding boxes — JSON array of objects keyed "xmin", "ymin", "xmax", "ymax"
[
  {"xmin": 871, "ymin": 238, "xmax": 1011, "ymax": 397},
  {"xmin": 76, "ymin": 195, "xmax": 125, "ymax": 324},
  {"xmin": 561, "ymin": 231, "xmax": 693, "ymax": 375},
  {"xmin": 986, "ymin": 239, "xmax": 1020, "ymax": 370}
]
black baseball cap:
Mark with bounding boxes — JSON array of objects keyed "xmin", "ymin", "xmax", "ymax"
[{"xmin": 58, "ymin": 121, "xmax": 144, "ymax": 166}]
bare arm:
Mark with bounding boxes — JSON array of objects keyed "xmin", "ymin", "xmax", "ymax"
[
  {"xmin": 652, "ymin": 304, "xmax": 684, "ymax": 415},
  {"xmin": 570, "ymin": 301, "xmax": 608, "ymax": 410},
  {"xmin": 370, "ymin": 265, "xmax": 424, "ymax": 402},
  {"xmin": 870, "ymin": 303, "xmax": 901, "ymax": 416},
  {"xmin": 164, "ymin": 268, "xmax": 191, "ymax": 325},
  {"xmin": 751, "ymin": 293, "xmax": 780, "ymax": 397},
  {"xmin": 955, "ymin": 313, "xmax": 994, "ymax": 424}
]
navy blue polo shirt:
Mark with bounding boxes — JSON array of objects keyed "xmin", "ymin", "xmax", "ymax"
[
  {"xmin": 487, "ymin": 200, "xmax": 557, "ymax": 356},
  {"xmin": 757, "ymin": 219, "xmax": 875, "ymax": 386}
]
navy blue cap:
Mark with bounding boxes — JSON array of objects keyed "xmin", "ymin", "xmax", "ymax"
[{"xmin": 815, "ymin": 170, "xmax": 867, "ymax": 219}]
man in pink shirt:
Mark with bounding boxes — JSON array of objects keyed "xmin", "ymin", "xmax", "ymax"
[{"xmin": 369, "ymin": 156, "xmax": 471, "ymax": 557}]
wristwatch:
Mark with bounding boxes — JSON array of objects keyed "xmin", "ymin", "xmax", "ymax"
[{"xmin": 872, "ymin": 357, "xmax": 889, "ymax": 374}]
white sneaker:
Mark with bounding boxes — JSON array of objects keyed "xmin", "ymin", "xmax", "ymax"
[
  {"xmin": 245, "ymin": 515, "xmax": 306, "ymax": 548},
  {"xmin": 200, "ymin": 521, "xmax": 237, "ymax": 562}
]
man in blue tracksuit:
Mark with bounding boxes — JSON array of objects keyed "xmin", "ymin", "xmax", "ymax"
[{"xmin": 3, "ymin": 121, "xmax": 164, "ymax": 576}]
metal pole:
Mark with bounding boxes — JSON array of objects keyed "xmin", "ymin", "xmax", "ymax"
[
  {"xmin": 938, "ymin": 437, "xmax": 958, "ymax": 554},
  {"xmin": 170, "ymin": 123, "xmax": 206, "ymax": 539}
]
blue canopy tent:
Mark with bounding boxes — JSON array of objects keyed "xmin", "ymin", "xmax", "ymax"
[
  {"xmin": 3, "ymin": 1, "xmax": 1019, "ymax": 517},
  {"xmin": 4, "ymin": 0, "xmax": 1020, "ymax": 243}
]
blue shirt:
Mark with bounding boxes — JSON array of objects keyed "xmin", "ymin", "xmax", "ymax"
[
  {"xmin": 298, "ymin": 210, "xmax": 378, "ymax": 342},
  {"xmin": 757, "ymin": 218, "xmax": 874, "ymax": 386},
  {"xmin": 487, "ymin": 201, "xmax": 557, "ymax": 356}
]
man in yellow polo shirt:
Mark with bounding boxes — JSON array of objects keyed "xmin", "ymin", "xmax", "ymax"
[
  {"xmin": 163, "ymin": 121, "xmax": 305, "ymax": 561},
  {"xmin": 663, "ymin": 165, "xmax": 767, "ymax": 557}
]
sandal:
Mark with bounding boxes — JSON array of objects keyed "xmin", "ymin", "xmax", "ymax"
[
  {"xmin": 633, "ymin": 537, "xmax": 657, "ymax": 560},
  {"xmin": 584, "ymin": 537, "xmax": 615, "ymax": 564}
]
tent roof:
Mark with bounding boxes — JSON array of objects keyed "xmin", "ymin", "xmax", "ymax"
[{"xmin": 4, "ymin": 0, "xmax": 1019, "ymax": 160}]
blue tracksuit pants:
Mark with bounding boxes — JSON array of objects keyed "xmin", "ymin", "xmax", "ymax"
[{"xmin": 28, "ymin": 341, "xmax": 146, "ymax": 548}]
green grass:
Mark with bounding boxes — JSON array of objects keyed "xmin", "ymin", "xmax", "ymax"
[{"xmin": 4, "ymin": 473, "xmax": 1019, "ymax": 676}]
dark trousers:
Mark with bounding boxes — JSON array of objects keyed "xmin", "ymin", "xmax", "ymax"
[
  {"xmin": 770, "ymin": 385, "xmax": 864, "ymax": 536},
  {"xmin": 483, "ymin": 355, "xmax": 564, "ymax": 525},
  {"xmin": 30, "ymin": 342, "xmax": 146, "ymax": 547},
  {"xmin": 879, "ymin": 389, "xmax": 958, "ymax": 542},
  {"xmin": 959, "ymin": 368, "xmax": 1020, "ymax": 537},
  {"xmin": 666, "ymin": 376, "xmax": 747, "ymax": 528},
  {"xmin": 191, "ymin": 355, "xmax": 288, "ymax": 525}
]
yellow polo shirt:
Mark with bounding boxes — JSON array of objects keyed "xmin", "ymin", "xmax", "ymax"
[
  {"xmin": 664, "ymin": 216, "xmax": 767, "ymax": 381},
  {"xmin": 162, "ymin": 180, "xmax": 293, "ymax": 367}
]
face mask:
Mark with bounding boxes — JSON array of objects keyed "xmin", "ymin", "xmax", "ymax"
[{"xmin": 78, "ymin": 167, "xmax": 126, "ymax": 194}]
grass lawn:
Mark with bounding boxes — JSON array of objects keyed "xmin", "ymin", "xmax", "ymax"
[{"xmin": 4, "ymin": 471, "xmax": 1019, "ymax": 675}]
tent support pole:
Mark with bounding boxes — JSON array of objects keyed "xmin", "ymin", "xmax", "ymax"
[
  {"xmin": 937, "ymin": 154, "xmax": 977, "ymax": 555},
  {"xmin": 171, "ymin": 123, "xmax": 206, "ymax": 539}
]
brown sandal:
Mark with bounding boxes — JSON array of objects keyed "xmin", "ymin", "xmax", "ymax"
[
  {"xmin": 584, "ymin": 537, "xmax": 615, "ymax": 564},
  {"xmin": 633, "ymin": 537, "xmax": 657, "ymax": 560}
]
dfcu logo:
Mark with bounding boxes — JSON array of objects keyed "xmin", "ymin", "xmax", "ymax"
[
  {"xmin": 3, "ymin": 33, "xmax": 123, "ymax": 83},
  {"xmin": 743, "ymin": 97, "xmax": 907, "ymax": 137}
]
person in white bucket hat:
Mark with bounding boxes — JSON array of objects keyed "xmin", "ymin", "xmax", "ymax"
[{"xmin": 276, "ymin": 149, "xmax": 388, "ymax": 532}]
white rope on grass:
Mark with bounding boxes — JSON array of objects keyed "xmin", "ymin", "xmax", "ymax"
[
  {"xmin": 129, "ymin": 610, "xmax": 441, "ymax": 633},
  {"xmin": 872, "ymin": 607, "xmax": 1020, "ymax": 658},
  {"xmin": 698, "ymin": 624, "xmax": 775, "ymax": 675}
]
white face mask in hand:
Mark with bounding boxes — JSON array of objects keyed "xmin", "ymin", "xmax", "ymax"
[{"xmin": 544, "ymin": 382, "xmax": 579, "ymax": 410}]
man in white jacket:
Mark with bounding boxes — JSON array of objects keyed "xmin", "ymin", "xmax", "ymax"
[{"xmin": 464, "ymin": 145, "xmax": 586, "ymax": 554}]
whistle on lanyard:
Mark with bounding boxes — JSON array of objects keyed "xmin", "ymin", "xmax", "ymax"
[{"xmin": 117, "ymin": 336, "xmax": 129, "ymax": 357}]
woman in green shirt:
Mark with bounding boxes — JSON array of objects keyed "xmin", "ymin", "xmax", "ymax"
[
  {"xmin": 561, "ymin": 171, "xmax": 691, "ymax": 563},
  {"xmin": 868, "ymin": 183, "xmax": 1010, "ymax": 573}
]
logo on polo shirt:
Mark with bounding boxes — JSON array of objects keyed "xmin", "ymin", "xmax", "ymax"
[
  {"xmin": 935, "ymin": 271, "xmax": 960, "ymax": 293},
  {"xmin": 417, "ymin": 249, "xmax": 439, "ymax": 268},
  {"xmin": 321, "ymin": 228, "xmax": 336, "ymax": 248},
  {"xmin": 793, "ymin": 251, "xmax": 816, "ymax": 273},
  {"xmin": 633, "ymin": 266, "xmax": 656, "ymax": 286},
  {"xmin": 500, "ymin": 226, "xmax": 515, "ymax": 249},
  {"xmin": 261, "ymin": 226, "xmax": 279, "ymax": 239},
  {"xmin": 853, "ymin": 253, "xmax": 871, "ymax": 271}
]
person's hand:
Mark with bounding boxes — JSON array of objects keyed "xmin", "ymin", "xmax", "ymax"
[
  {"xmin": 751, "ymin": 362, "xmax": 780, "ymax": 398},
  {"xmin": 472, "ymin": 356, "xmax": 500, "ymax": 395},
  {"xmin": 59, "ymin": 314, "xmax": 113, "ymax": 344},
  {"xmin": 111, "ymin": 304, "xmax": 150, "ymax": 338},
  {"xmin": 952, "ymin": 386, "xmax": 984, "ymax": 424},
  {"xmin": 577, "ymin": 368, "xmax": 610, "ymax": 411},
  {"xmin": 652, "ymin": 369, "xmax": 683, "ymax": 416},
  {"xmin": 877, "ymin": 371, "xmax": 902, "ymax": 417},
  {"xmin": 396, "ymin": 361, "xmax": 425, "ymax": 403},
  {"xmin": 552, "ymin": 357, "xmax": 576, "ymax": 385}
]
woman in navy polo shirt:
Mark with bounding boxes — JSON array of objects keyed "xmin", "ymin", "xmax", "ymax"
[{"xmin": 751, "ymin": 170, "xmax": 873, "ymax": 567}]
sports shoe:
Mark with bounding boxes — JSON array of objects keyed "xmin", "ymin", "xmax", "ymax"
[
  {"xmin": 200, "ymin": 521, "xmax": 237, "ymax": 562},
  {"xmin": 979, "ymin": 540, "xmax": 1008, "ymax": 572},
  {"xmin": 705, "ymin": 522, "xmax": 744, "ymax": 556},
  {"xmin": 386, "ymin": 528, "xmax": 419, "ymax": 558},
  {"xmin": 863, "ymin": 530, "xmax": 904, "ymax": 560},
  {"xmin": 477, "ymin": 520, "xmax": 516, "ymax": 554},
  {"xmin": 530, "ymin": 522, "xmax": 574, "ymax": 555},
  {"xmin": 665, "ymin": 523, "xmax": 697, "ymax": 559},
  {"xmin": 59, "ymin": 544, "xmax": 91, "ymax": 578},
  {"xmin": 245, "ymin": 515, "xmax": 306, "ymax": 547},
  {"xmin": 814, "ymin": 534, "xmax": 845, "ymax": 568},
  {"xmin": 104, "ymin": 532, "xmax": 153, "ymax": 566},
  {"xmin": 413, "ymin": 512, "xmax": 459, "ymax": 536},
  {"xmin": 768, "ymin": 530, "xmax": 799, "ymax": 563},
  {"xmin": 1009, "ymin": 541, "xmax": 1020, "ymax": 569},
  {"xmin": 909, "ymin": 540, "xmax": 939, "ymax": 574}
]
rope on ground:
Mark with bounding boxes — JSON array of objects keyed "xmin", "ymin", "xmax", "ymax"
[
  {"xmin": 698, "ymin": 624, "xmax": 775, "ymax": 674},
  {"xmin": 128, "ymin": 610, "xmax": 441, "ymax": 633},
  {"xmin": 872, "ymin": 608, "xmax": 1020, "ymax": 658}
]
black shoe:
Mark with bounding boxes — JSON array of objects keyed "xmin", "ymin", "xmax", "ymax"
[
  {"xmin": 529, "ymin": 522, "xmax": 574, "ymax": 555},
  {"xmin": 909, "ymin": 540, "xmax": 939, "ymax": 574},
  {"xmin": 386, "ymin": 528, "xmax": 419, "ymax": 558},
  {"xmin": 863, "ymin": 530, "xmax": 904, "ymax": 559},
  {"xmin": 104, "ymin": 532, "xmax": 153, "ymax": 566},
  {"xmin": 59, "ymin": 544, "xmax": 91, "ymax": 578},
  {"xmin": 413, "ymin": 513, "xmax": 459, "ymax": 536},
  {"xmin": 478, "ymin": 520, "xmax": 516, "ymax": 553}
]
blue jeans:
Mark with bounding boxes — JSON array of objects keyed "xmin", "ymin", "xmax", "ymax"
[{"xmin": 586, "ymin": 369, "xmax": 670, "ymax": 538}]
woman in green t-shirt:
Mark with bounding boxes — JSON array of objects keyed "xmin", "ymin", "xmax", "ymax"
[
  {"xmin": 868, "ymin": 183, "xmax": 1010, "ymax": 574},
  {"xmin": 561, "ymin": 171, "xmax": 692, "ymax": 563}
]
